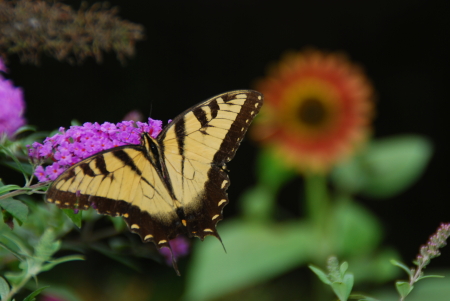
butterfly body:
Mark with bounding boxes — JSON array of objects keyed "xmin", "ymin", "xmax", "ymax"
[{"xmin": 46, "ymin": 90, "xmax": 263, "ymax": 274}]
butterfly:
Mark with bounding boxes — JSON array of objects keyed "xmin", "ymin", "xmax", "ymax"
[{"xmin": 46, "ymin": 90, "xmax": 263, "ymax": 275}]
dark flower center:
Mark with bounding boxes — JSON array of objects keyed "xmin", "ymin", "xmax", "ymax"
[{"xmin": 297, "ymin": 98, "xmax": 328, "ymax": 126}]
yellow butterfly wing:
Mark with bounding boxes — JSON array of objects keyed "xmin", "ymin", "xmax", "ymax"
[
  {"xmin": 158, "ymin": 90, "xmax": 263, "ymax": 240},
  {"xmin": 46, "ymin": 144, "xmax": 183, "ymax": 245}
]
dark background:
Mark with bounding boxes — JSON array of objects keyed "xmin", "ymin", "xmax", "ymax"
[{"xmin": 6, "ymin": 1, "xmax": 450, "ymax": 269}]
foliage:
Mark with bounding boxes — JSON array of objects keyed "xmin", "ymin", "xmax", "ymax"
[
  {"xmin": 309, "ymin": 257, "xmax": 354, "ymax": 301},
  {"xmin": 308, "ymin": 223, "xmax": 450, "ymax": 301},
  {"xmin": 1, "ymin": 130, "xmax": 82, "ymax": 300}
]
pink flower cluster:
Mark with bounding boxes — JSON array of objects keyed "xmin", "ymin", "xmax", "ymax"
[
  {"xmin": 28, "ymin": 119, "xmax": 163, "ymax": 182},
  {"xmin": 0, "ymin": 58, "xmax": 26, "ymax": 137}
]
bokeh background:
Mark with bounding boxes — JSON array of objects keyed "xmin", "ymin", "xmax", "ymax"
[{"xmin": 3, "ymin": 1, "xmax": 450, "ymax": 300}]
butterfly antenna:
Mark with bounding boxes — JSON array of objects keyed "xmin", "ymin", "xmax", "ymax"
[{"xmin": 148, "ymin": 100, "xmax": 153, "ymax": 118}]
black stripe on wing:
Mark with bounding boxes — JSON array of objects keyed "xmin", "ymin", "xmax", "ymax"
[
  {"xmin": 208, "ymin": 99, "xmax": 220, "ymax": 118},
  {"xmin": 213, "ymin": 91, "xmax": 263, "ymax": 164},
  {"xmin": 193, "ymin": 106, "xmax": 208, "ymax": 128}
]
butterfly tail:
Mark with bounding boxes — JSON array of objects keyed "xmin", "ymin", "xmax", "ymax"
[
  {"xmin": 216, "ymin": 233, "xmax": 227, "ymax": 254},
  {"xmin": 165, "ymin": 244, "xmax": 181, "ymax": 276}
]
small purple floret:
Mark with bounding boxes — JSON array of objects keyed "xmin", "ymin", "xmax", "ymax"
[
  {"xmin": 28, "ymin": 118, "xmax": 164, "ymax": 182},
  {"xmin": 159, "ymin": 236, "xmax": 190, "ymax": 266},
  {"xmin": 122, "ymin": 110, "xmax": 144, "ymax": 122}
]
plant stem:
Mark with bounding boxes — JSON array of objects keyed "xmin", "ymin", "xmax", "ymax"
[
  {"xmin": 4, "ymin": 271, "xmax": 33, "ymax": 301},
  {"xmin": 0, "ymin": 182, "xmax": 48, "ymax": 201},
  {"xmin": 399, "ymin": 264, "xmax": 424, "ymax": 301},
  {"xmin": 304, "ymin": 173, "xmax": 329, "ymax": 227}
]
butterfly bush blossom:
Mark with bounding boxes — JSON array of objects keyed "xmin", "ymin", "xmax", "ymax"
[
  {"xmin": 0, "ymin": 58, "xmax": 26, "ymax": 137},
  {"xmin": 159, "ymin": 236, "xmax": 190, "ymax": 266},
  {"xmin": 27, "ymin": 119, "xmax": 163, "ymax": 182}
]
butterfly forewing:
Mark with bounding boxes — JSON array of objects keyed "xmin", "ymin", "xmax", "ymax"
[{"xmin": 159, "ymin": 90, "xmax": 263, "ymax": 240}]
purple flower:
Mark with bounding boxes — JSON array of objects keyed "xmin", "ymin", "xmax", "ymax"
[
  {"xmin": 159, "ymin": 236, "xmax": 190, "ymax": 266},
  {"xmin": 34, "ymin": 165, "xmax": 47, "ymax": 182},
  {"xmin": 0, "ymin": 59, "xmax": 26, "ymax": 138},
  {"xmin": 28, "ymin": 118, "xmax": 164, "ymax": 182},
  {"xmin": 122, "ymin": 110, "xmax": 144, "ymax": 122},
  {"xmin": 415, "ymin": 223, "xmax": 450, "ymax": 268},
  {"xmin": 45, "ymin": 164, "xmax": 65, "ymax": 181}
]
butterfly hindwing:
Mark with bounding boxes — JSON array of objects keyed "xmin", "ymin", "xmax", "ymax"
[
  {"xmin": 46, "ymin": 145, "xmax": 183, "ymax": 248},
  {"xmin": 159, "ymin": 90, "xmax": 263, "ymax": 240}
]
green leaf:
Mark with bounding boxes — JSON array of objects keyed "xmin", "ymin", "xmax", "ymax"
[
  {"xmin": 41, "ymin": 254, "xmax": 85, "ymax": 272},
  {"xmin": 0, "ymin": 144, "xmax": 30, "ymax": 177},
  {"xmin": 332, "ymin": 135, "xmax": 432, "ymax": 198},
  {"xmin": 0, "ymin": 276, "xmax": 10, "ymax": 301},
  {"xmin": 351, "ymin": 296, "xmax": 380, "ymax": 301},
  {"xmin": 331, "ymin": 282, "xmax": 347, "ymax": 301},
  {"xmin": 329, "ymin": 197, "xmax": 382, "ymax": 255},
  {"xmin": 343, "ymin": 273, "xmax": 354, "ymax": 296},
  {"xmin": 184, "ymin": 220, "xmax": 315, "ymax": 301},
  {"xmin": 23, "ymin": 286, "xmax": 50, "ymax": 301},
  {"xmin": 108, "ymin": 216, "xmax": 127, "ymax": 232},
  {"xmin": 34, "ymin": 229, "xmax": 60, "ymax": 262},
  {"xmin": 0, "ymin": 184, "xmax": 22, "ymax": 195},
  {"xmin": 0, "ymin": 198, "xmax": 29, "ymax": 225},
  {"xmin": 390, "ymin": 259, "xmax": 412, "ymax": 276},
  {"xmin": 373, "ymin": 269, "xmax": 450, "ymax": 300},
  {"xmin": 340, "ymin": 261, "xmax": 349, "ymax": 277},
  {"xmin": 4, "ymin": 268, "xmax": 27, "ymax": 287},
  {"xmin": 396, "ymin": 281, "xmax": 413, "ymax": 298},
  {"xmin": 1, "ymin": 161, "xmax": 34, "ymax": 177},
  {"xmin": 0, "ymin": 242, "xmax": 23, "ymax": 260},
  {"xmin": 309, "ymin": 265, "xmax": 331, "ymax": 285},
  {"xmin": 331, "ymin": 273, "xmax": 353, "ymax": 301},
  {"xmin": 0, "ymin": 232, "xmax": 30, "ymax": 258},
  {"xmin": 13, "ymin": 125, "xmax": 37, "ymax": 135},
  {"xmin": 416, "ymin": 274, "xmax": 445, "ymax": 281},
  {"xmin": 62, "ymin": 208, "xmax": 82, "ymax": 228},
  {"xmin": 71, "ymin": 119, "xmax": 81, "ymax": 126},
  {"xmin": 256, "ymin": 148, "xmax": 296, "ymax": 193}
]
